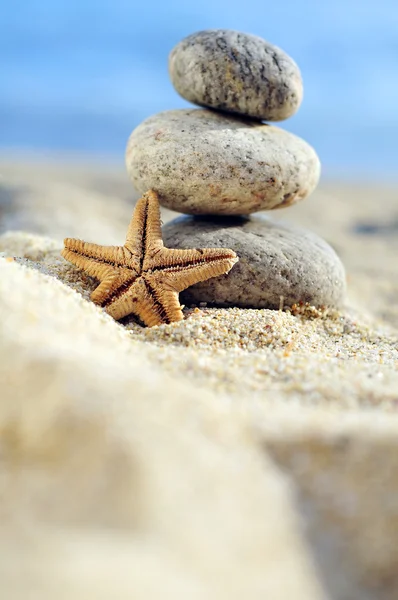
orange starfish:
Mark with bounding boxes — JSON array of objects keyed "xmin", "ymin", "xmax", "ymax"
[{"xmin": 62, "ymin": 190, "xmax": 238, "ymax": 326}]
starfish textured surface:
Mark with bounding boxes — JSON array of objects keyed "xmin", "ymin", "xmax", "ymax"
[{"xmin": 62, "ymin": 190, "xmax": 238, "ymax": 326}]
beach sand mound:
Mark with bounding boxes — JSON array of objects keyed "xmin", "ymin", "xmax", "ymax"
[{"xmin": 1, "ymin": 161, "xmax": 398, "ymax": 599}]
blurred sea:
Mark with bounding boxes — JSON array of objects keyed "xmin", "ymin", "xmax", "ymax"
[{"xmin": 2, "ymin": 0, "xmax": 398, "ymax": 178}]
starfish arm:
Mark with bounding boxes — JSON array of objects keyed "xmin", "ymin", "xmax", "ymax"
[
  {"xmin": 90, "ymin": 271, "xmax": 127, "ymax": 306},
  {"xmin": 141, "ymin": 274, "xmax": 184, "ymax": 325},
  {"xmin": 148, "ymin": 248, "xmax": 238, "ymax": 292},
  {"xmin": 63, "ymin": 238, "xmax": 134, "ymax": 268},
  {"xmin": 62, "ymin": 246, "xmax": 113, "ymax": 281},
  {"xmin": 105, "ymin": 276, "xmax": 183, "ymax": 326},
  {"xmin": 103, "ymin": 281, "xmax": 140, "ymax": 322},
  {"xmin": 125, "ymin": 190, "xmax": 164, "ymax": 259},
  {"xmin": 147, "ymin": 247, "xmax": 237, "ymax": 271}
]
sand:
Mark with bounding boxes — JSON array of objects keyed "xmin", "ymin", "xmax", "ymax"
[{"xmin": 1, "ymin": 158, "xmax": 398, "ymax": 599}]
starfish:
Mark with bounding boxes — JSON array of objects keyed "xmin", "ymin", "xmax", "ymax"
[{"xmin": 62, "ymin": 190, "xmax": 238, "ymax": 327}]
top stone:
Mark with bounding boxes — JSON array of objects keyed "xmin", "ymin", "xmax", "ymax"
[{"xmin": 169, "ymin": 29, "xmax": 303, "ymax": 121}]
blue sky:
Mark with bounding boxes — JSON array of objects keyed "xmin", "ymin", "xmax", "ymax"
[{"xmin": 2, "ymin": 0, "xmax": 398, "ymax": 178}]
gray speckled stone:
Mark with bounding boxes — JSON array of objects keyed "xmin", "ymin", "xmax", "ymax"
[
  {"xmin": 126, "ymin": 109, "xmax": 320, "ymax": 215},
  {"xmin": 162, "ymin": 215, "xmax": 346, "ymax": 309},
  {"xmin": 169, "ymin": 29, "xmax": 303, "ymax": 121}
]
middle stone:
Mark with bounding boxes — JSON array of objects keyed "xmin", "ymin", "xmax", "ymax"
[{"xmin": 126, "ymin": 109, "xmax": 320, "ymax": 215}]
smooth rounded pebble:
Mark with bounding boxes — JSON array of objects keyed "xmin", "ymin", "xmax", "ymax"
[
  {"xmin": 163, "ymin": 215, "xmax": 346, "ymax": 309},
  {"xmin": 126, "ymin": 109, "xmax": 320, "ymax": 215},
  {"xmin": 169, "ymin": 29, "xmax": 303, "ymax": 121}
]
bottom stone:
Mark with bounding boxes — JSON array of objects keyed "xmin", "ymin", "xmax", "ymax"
[{"xmin": 163, "ymin": 215, "xmax": 346, "ymax": 309}]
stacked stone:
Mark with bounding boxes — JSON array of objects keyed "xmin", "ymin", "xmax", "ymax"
[{"xmin": 126, "ymin": 30, "xmax": 346, "ymax": 310}]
